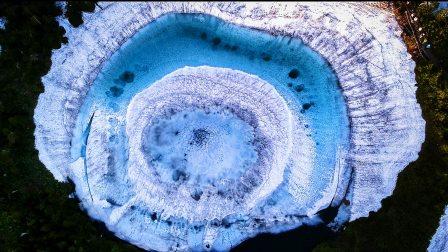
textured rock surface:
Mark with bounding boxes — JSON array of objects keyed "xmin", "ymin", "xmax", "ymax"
[
  {"xmin": 34, "ymin": 2, "xmax": 426, "ymax": 251},
  {"xmin": 428, "ymin": 205, "xmax": 448, "ymax": 252}
]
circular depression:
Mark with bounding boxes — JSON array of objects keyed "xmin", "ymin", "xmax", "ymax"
[
  {"xmin": 39, "ymin": 10, "xmax": 361, "ymax": 252},
  {"xmin": 126, "ymin": 66, "xmax": 296, "ymax": 220}
]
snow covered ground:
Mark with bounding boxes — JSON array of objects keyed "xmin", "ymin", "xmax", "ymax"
[{"xmin": 34, "ymin": 2, "xmax": 426, "ymax": 251}]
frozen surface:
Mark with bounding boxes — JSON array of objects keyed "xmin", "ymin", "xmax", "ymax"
[
  {"xmin": 34, "ymin": 2, "xmax": 425, "ymax": 251},
  {"xmin": 428, "ymin": 205, "xmax": 448, "ymax": 252}
]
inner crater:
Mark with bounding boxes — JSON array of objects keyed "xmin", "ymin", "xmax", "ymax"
[
  {"xmin": 141, "ymin": 106, "xmax": 259, "ymax": 188},
  {"xmin": 126, "ymin": 66, "xmax": 296, "ymax": 220}
]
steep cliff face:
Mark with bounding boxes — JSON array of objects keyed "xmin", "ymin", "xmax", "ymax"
[{"xmin": 34, "ymin": 2, "xmax": 425, "ymax": 251}]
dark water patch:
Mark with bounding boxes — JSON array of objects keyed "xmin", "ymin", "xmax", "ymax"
[
  {"xmin": 119, "ymin": 71, "xmax": 135, "ymax": 83},
  {"xmin": 303, "ymin": 102, "xmax": 314, "ymax": 110},
  {"xmin": 211, "ymin": 219, "xmax": 221, "ymax": 227},
  {"xmin": 222, "ymin": 218, "xmax": 232, "ymax": 228},
  {"xmin": 106, "ymin": 198, "xmax": 121, "ymax": 207},
  {"xmin": 191, "ymin": 128, "xmax": 210, "ymax": 146},
  {"xmin": 150, "ymin": 212, "xmax": 157, "ymax": 221},
  {"xmin": 295, "ymin": 84, "xmax": 305, "ymax": 92},
  {"xmin": 200, "ymin": 32, "xmax": 207, "ymax": 40},
  {"xmin": 172, "ymin": 170, "xmax": 188, "ymax": 182},
  {"xmin": 191, "ymin": 189, "xmax": 203, "ymax": 201},
  {"xmin": 288, "ymin": 68, "xmax": 299, "ymax": 79},
  {"xmin": 261, "ymin": 52, "xmax": 272, "ymax": 61},
  {"xmin": 212, "ymin": 37, "xmax": 221, "ymax": 45},
  {"xmin": 109, "ymin": 86, "xmax": 123, "ymax": 97}
]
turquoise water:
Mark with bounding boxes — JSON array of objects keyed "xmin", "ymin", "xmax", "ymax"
[{"xmin": 72, "ymin": 12, "xmax": 350, "ymax": 234}]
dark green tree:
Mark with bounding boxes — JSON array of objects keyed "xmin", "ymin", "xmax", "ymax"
[
  {"xmin": 0, "ymin": 2, "xmax": 140, "ymax": 251},
  {"xmin": 65, "ymin": 1, "xmax": 96, "ymax": 27}
]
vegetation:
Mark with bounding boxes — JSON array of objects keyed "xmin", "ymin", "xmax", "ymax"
[
  {"xmin": 0, "ymin": 2, "xmax": 139, "ymax": 251},
  {"xmin": 0, "ymin": 1, "xmax": 446, "ymax": 251},
  {"xmin": 316, "ymin": 2, "xmax": 448, "ymax": 251},
  {"xmin": 65, "ymin": 1, "xmax": 96, "ymax": 28}
]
